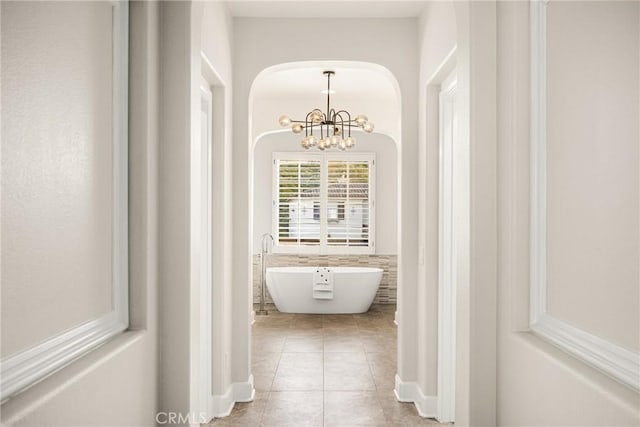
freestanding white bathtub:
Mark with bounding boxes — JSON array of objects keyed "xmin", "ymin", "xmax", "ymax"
[{"xmin": 265, "ymin": 266, "xmax": 383, "ymax": 314}]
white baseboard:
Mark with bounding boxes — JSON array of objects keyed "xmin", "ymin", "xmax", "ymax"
[
  {"xmin": 233, "ymin": 374, "xmax": 255, "ymax": 402},
  {"xmin": 394, "ymin": 375, "xmax": 437, "ymax": 418},
  {"xmin": 210, "ymin": 386, "xmax": 234, "ymax": 418},
  {"xmin": 210, "ymin": 375, "xmax": 255, "ymax": 418}
]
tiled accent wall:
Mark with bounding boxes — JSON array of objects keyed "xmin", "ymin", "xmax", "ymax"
[{"xmin": 252, "ymin": 254, "xmax": 397, "ymax": 304}]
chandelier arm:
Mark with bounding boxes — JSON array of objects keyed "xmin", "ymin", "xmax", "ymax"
[
  {"xmin": 333, "ymin": 110, "xmax": 352, "ymax": 121},
  {"xmin": 328, "ymin": 108, "xmax": 337, "ymax": 121},
  {"xmin": 334, "ymin": 110, "xmax": 352, "ymax": 137},
  {"xmin": 333, "ymin": 111, "xmax": 345, "ymax": 130},
  {"xmin": 305, "ymin": 110, "xmax": 318, "ymax": 136},
  {"xmin": 334, "ymin": 111, "xmax": 346, "ymax": 122}
]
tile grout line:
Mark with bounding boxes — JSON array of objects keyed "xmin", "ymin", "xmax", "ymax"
[
  {"xmin": 259, "ymin": 336, "xmax": 280, "ymax": 426},
  {"xmin": 364, "ymin": 350, "xmax": 391, "ymax": 424}
]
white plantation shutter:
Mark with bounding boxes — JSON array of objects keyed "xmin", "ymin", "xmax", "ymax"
[
  {"xmin": 275, "ymin": 158, "xmax": 321, "ymax": 247},
  {"xmin": 326, "ymin": 159, "xmax": 371, "ymax": 247},
  {"xmin": 273, "ymin": 153, "xmax": 375, "ymax": 254}
]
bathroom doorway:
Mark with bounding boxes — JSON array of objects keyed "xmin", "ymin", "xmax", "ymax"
[{"xmin": 244, "ymin": 61, "xmax": 406, "ymax": 424}]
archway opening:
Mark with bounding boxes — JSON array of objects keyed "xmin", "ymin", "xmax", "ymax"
[{"xmin": 247, "ymin": 60, "xmax": 403, "ymax": 400}]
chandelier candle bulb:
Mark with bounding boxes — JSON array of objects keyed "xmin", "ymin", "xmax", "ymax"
[
  {"xmin": 355, "ymin": 114, "xmax": 368, "ymax": 126},
  {"xmin": 279, "ymin": 115, "xmax": 292, "ymax": 127},
  {"xmin": 311, "ymin": 110, "xmax": 323, "ymax": 123},
  {"xmin": 302, "ymin": 135, "xmax": 317, "ymax": 148},
  {"xmin": 363, "ymin": 122, "xmax": 375, "ymax": 133},
  {"xmin": 277, "ymin": 70, "xmax": 374, "ymax": 151}
]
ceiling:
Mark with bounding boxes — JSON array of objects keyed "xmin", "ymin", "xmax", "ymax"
[
  {"xmin": 224, "ymin": 1, "xmax": 427, "ymax": 19},
  {"xmin": 251, "ymin": 66, "xmax": 397, "ymax": 99}
]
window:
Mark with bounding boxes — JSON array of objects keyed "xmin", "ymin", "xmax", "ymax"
[
  {"xmin": 273, "ymin": 152, "xmax": 375, "ymax": 254},
  {"xmin": 275, "ymin": 157, "xmax": 321, "ymax": 246}
]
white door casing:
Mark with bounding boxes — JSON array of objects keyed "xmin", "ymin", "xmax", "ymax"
[
  {"xmin": 200, "ymin": 80, "xmax": 214, "ymax": 418},
  {"xmin": 437, "ymin": 69, "xmax": 457, "ymax": 423}
]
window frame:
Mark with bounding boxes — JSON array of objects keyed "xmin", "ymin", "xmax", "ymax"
[
  {"xmin": 0, "ymin": 1, "xmax": 129, "ymax": 401},
  {"xmin": 272, "ymin": 151, "xmax": 376, "ymax": 255}
]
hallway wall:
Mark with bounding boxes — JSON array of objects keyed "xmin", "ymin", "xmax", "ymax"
[
  {"xmin": 158, "ymin": 0, "xmax": 235, "ymax": 419},
  {"xmin": 419, "ymin": 2, "xmax": 639, "ymax": 424},
  {"xmin": 1, "ymin": 2, "xmax": 160, "ymax": 425},
  {"xmin": 197, "ymin": 0, "xmax": 235, "ymax": 412},
  {"xmin": 496, "ymin": 1, "xmax": 640, "ymax": 425},
  {"xmin": 2, "ymin": 1, "xmax": 115, "ymax": 356},
  {"xmin": 417, "ymin": 0, "xmax": 457, "ymax": 401},
  {"xmin": 418, "ymin": 2, "xmax": 499, "ymax": 424}
]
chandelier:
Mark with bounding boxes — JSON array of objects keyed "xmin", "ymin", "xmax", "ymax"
[{"xmin": 278, "ymin": 70, "xmax": 374, "ymax": 150}]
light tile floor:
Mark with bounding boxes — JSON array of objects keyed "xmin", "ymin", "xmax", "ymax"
[{"xmin": 209, "ymin": 304, "xmax": 442, "ymax": 426}]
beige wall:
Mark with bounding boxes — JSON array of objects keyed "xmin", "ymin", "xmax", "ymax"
[
  {"xmin": 546, "ymin": 0, "xmax": 639, "ymax": 352},
  {"xmin": 1, "ymin": 1, "xmax": 114, "ymax": 358},
  {"xmin": 496, "ymin": 1, "xmax": 640, "ymax": 425},
  {"xmin": 419, "ymin": 1, "xmax": 457, "ymax": 80},
  {"xmin": 1, "ymin": 2, "xmax": 161, "ymax": 425}
]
